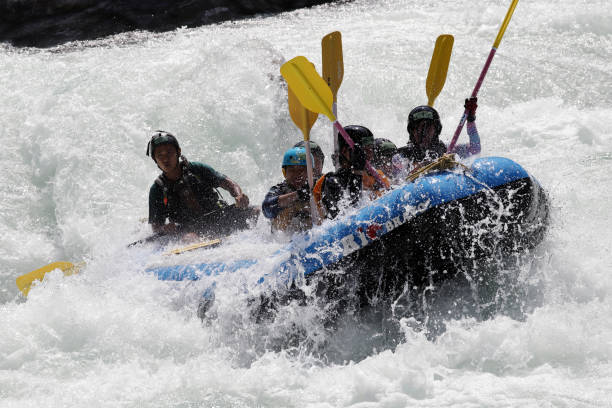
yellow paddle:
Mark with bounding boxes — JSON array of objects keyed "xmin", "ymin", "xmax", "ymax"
[
  {"xmin": 289, "ymin": 87, "xmax": 319, "ymax": 140},
  {"xmin": 447, "ymin": 0, "xmax": 520, "ymax": 152},
  {"xmin": 16, "ymin": 238, "xmax": 222, "ymax": 296},
  {"xmin": 322, "ymin": 31, "xmax": 344, "ymax": 169},
  {"xmin": 322, "ymin": 31, "xmax": 344, "ymax": 100},
  {"xmin": 16, "ymin": 261, "xmax": 84, "ymax": 296},
  {"xmin": 426, "ymin": 34, "xmax": 454, "ymax": 107},
  {"xmin": 280, "ymin": 56, "xmax": 386, "ymax": 187},
  {"xmin": 288, "ymin": 87, "xmax": 321, "ymax": 223}
]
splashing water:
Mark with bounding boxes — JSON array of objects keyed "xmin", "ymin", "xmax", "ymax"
[{"xmin": 1, "ymin": 0, "xmax": 612, "ymax": 406}]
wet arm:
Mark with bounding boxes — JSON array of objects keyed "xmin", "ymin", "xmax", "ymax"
[
  {"xmin": 262, "ymin": 187, "xmax": 299, "ymax": 219},
  {"xmin": 219, "ymin": 177, "xmax": 249, "ymax": 208},
  {"xmin": 454, "ymin": 120, "xmax": 481, "ymax": 158}
]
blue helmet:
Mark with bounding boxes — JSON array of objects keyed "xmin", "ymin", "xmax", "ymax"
[{"xmin": 282, "ymin": 146, "xmax": 312, "ymax": 167}]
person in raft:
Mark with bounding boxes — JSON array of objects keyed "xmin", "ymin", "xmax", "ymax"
[
  {"xmin": 293, "ymin": 140, "xmax": 325, "ymax": 180},
  {"xmin": 313, "ymin": 125, "xmax": 390, "ymax": 220},
  {"xmin": 262, "ymin": 146, "xmax": 315, "ymax": 233},
  {"xmin": 372, "ymin": 138, "xmax": 398, "ymax": 180},
  {"xmin": 147, "ymin": 130, "xmax": 258, "ymax": 240},
  {"xmin": 394, "ymin": 97, "xmax": 481, "ymax": 174}
]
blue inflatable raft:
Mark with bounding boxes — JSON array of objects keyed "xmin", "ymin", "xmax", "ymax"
[{"xmin": 147, "ymin": 156, "xmax": 549, "ymax": 314}]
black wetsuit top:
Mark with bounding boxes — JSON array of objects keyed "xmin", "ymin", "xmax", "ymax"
[
  {"xmin": 396, "ymin": 141, "xmax": 447, "ymax": 163},
  {"xmin": 320, "ymin": 168, "xmax": 363, "ymax": 219},
  {"xmin": 149, "ymin": 160, "xmax": 226, "ymax": 229}
]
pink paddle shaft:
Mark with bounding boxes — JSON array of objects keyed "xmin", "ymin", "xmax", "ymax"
[
  {"xmin": 447, "ymin": 47, "xmax": 497, "ymax": 153},
  {"xmin": 333, "ymin": 121, "xmax": 387, "ymax": 187}
]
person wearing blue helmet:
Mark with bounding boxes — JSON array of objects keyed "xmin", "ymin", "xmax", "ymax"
[
  {"xmin": 262, "ymin": 146, "xmax": 315, "ymax": 233},
  {"xmin": 293, "ymin": 140, "xmax": 325, "ymax": 179},
  {"xmin": 147, "ymin": 130, "xmax": 258, "ymax": 240}
]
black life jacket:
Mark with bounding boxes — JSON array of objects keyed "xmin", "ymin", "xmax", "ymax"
[
  {"xmin": 155, "ymin": 157, "xmax": 225, "ymax": 224},
  {"xmin": 321, "ymin": 168, "xmax": 362, "ymax": 219},
  {"xmin": 397, "ymin": 141, "xmax": 447, "ymax": 163}
]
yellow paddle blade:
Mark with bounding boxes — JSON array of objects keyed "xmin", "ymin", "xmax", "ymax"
[
  {"xmin": 426, "ymin": 34, "xmax": 454, "ymax": 107},
  {"xmin": 288, "ymin": 87, "xmax": 318, "ymax": 141},
  {"xmin": 281, "ymin": 56, "xmax": 336, "ymax": 122},
  {"xmin": 164, "ymin": 238, "xmax": 222, "ymax": 255},
  {"xmin": 16, "ymin": 261, "xmax": 83, "ymax": 296},
  {"xmin": 322, "ymin": 31, "xmax": 344, "ymax": 99}
]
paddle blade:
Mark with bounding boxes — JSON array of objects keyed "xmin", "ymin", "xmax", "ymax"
[
  {"xmin": 322, "ymin": 31, "xmax": 344, "ymax": 98},
  {"xmin": 16, "ymin": 261, "xmax": 82, "ymax": 296},
  {"xmin": 281, "ymin": 56, "xmax": 336, "ymax": 122},
  {"xmin": 288, "ymin": 87, "xmax": 318, "ymax": 140},
  {"xmin": 426, "ymin": 34, "xmax": 454, "ymax": 107}
]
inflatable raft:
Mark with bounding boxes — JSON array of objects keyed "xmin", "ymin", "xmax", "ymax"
[{"xmin": 147, "ymin": 156, "xmax": 549, "ymax": 315}]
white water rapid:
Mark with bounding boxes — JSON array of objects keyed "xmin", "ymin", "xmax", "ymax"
[{"xmin": 1, "ymin": 0, "xmax": 611, "ymax": 406}]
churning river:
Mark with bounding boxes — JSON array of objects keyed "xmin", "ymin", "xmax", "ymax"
[{"xmin": 1, "ymin": 0, "xmax": 611, "ymax": 406}]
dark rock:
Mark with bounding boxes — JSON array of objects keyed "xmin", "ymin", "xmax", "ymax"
[{"xmin": 0, "ymin": 0, "xmax": 339, "ymax": 48}]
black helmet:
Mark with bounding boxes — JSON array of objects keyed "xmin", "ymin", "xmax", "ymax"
[
  {"xmin": 407, "ymin": 106, "xmax": 442, "ymax": 142},
  {"xmin": 340, "ymin": 125, "xmax": 375, "ymax": 150},
  {"xmin": 293, "ymin": 140, "xmax": 325, "ymax": 164},
  {"xmin": 146, "ymin": 130, "xmax": 180, "ymax": 161},
  {"xmin": 373, "ymin": 138, "xmax": 397, "ymax": 156},
  {"xmin": 373, "ymin": 138, "xmax": 397, "ymax": 163}
]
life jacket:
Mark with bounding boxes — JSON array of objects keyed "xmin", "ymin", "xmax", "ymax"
[
  {"xmin": 313, "ymin": 168, "xmax": 390, "ymax": 219},
  {"xmin": 155, "ymin": 157, "xmax": 225, "ymax": 224},
  {"xmin": 397, "ymin": 141, "xmax": 447, "ymax": 163},
  {"xmin": 313, "ymin": 175, "xmax": 326, "ymax": 211},
  {"xmin": 362, "ymin": 170, "xmax": 390, "ymax": 195}
]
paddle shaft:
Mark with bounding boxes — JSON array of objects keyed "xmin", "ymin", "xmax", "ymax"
[
  {"xmin": 165, "ymin": 238, "xmax": 221, "ymax": 255},
  {"xmin": 302, "ymin": 137, "xmax": 321, "ymax": 224},
  {"xmin": 446, "ymin": 49, "xmax": 495, "ymax": 152},
  {"xmin": 447, "ymin": 0, "xmax": 520, "ymax": 153},
  {"xmin": 127, "ymin": 204, "xmax": 232, "ymax": 247},
  {"xmin": 332, "ymin": 102, "xmax": 339, "ymax": 170},
  {"xmin": 127, "ymin": 231, "xmax": 166, "ymax": 247}
]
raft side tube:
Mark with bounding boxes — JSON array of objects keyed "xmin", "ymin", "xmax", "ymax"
[{"xmin": 147, "ymin": 157, "xmax": 548, "ymax": 292}]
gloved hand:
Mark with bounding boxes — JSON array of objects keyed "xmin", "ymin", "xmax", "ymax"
[
  {"xmin": 464, "ymin": 97, "xmax": 478, "ymax": 122},
  {"xmin": 296, "ymin": 186, "xmax": 311, "ymax": 202}
]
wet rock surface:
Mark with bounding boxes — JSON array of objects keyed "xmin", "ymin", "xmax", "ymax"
[{"xmin": 0, "ymin": 0, "xmax": 337, "ymax": 47}]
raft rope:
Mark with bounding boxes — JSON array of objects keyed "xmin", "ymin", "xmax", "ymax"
[
  {"xmin": 406, "ymin": 153, "xmax": 471, "ymax": 182},
  {"xmin": 407, "ymin": 154, "xmax": 509, "ymax": 240}
]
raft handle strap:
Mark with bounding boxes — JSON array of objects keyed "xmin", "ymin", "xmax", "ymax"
[{"xmin": 406, "ymin": 153, "xmax": 471, "ymax": 182}]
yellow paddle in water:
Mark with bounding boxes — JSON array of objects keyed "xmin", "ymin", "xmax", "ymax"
[
  {"xmin": 16, "ymin": 261, "xmax": 85, "ymax": 296},
  {"xmin": 288, "ymin": 87, "xmax": 321, "ymax": 223},
  {"xmin": 280, "ymin": 56, "xmax": 386, "ymax": 187},
  {"xmin": 16, "ymin": 237, "xmax": 222, "ymax": 296},
  {"xmin": 426, "ymin": 34, "xmax": 454, "ymax": 107},
  {"xmin": 322, "ymin": 31, "xmax": 344, "ymax": 169}
]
